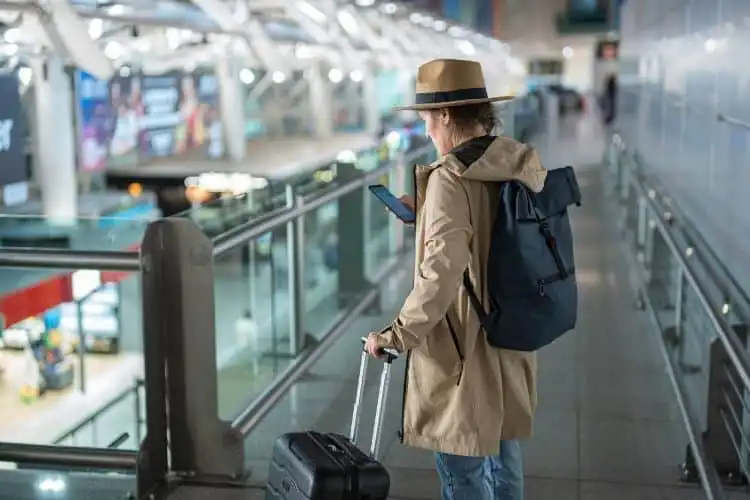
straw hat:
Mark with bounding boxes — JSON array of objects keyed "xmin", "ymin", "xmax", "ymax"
[{"xmin": 393, "ymin": 58, "xmax": 514, "ymax": 111}]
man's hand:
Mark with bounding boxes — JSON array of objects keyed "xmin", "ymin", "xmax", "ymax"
[
  {"xmin": 399, "ymin": 195, "xmax": 415, "ymax": 213},
  {"xmin": 365, "ymin": 335, "xmax": 387, "ymax": 360}
]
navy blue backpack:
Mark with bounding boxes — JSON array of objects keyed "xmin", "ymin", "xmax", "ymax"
[{"xmin": 462, "ymin": 163, "xmax": 582, "ymax": 351}]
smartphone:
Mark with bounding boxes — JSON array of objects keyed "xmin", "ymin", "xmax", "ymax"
[{"xmin": 368, "ymin": 184, "xmax": 416, "ymax": 224}]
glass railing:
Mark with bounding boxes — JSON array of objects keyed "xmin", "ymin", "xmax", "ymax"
[
  {"xmin": 0, "ymin": 214, "xmax": 148, "ymax": 252},
  {"xmin": 604, "ymin": 133, "xmax": 750, "ymax": 497},
  {"xmin": 0, "ymin": 133, "xmax": 430, "ymax": 497}
]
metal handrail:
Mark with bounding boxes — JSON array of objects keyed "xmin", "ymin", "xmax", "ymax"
[
  {"xmin": 621, "ymin": 142, "xmax": 750, "ymax": 390},
  {"xmin": 53, "ymin": 379, "xmax": 144, "ymax": 446},
  {"xmin": 212, "ymin": 144, "xmax": 433, "ymax": 256},
  {"xmin": 0, "ymin": 442, "xmax": 137, "ymax": 470},
  {"xmin": 0, "ymin": 248, "xmax": 140, "ymax": 271},
  {"xmin": 610, "ymin": 133, "xmax": 750, "ymax": 498},
  {"xmin": 717, "ymin": 112, "xmax": 750, "ymax": 130}
]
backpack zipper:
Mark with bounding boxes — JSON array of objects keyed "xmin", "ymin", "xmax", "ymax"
[{"xmin": 537, "ymin": 267, "xmax": 575, "ymax": 296}]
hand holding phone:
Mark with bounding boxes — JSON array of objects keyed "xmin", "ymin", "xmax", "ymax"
[{"xmin": 368, "ymin": 184, "xmax": 416, "ymax": 224}]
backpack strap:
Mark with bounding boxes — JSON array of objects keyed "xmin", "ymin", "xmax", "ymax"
[
  {"xmin": 463, "ymin": 270, "xmax": 492, "ymax": 333},
  {"xmin": 523, "ymin": 187, "xmax": 569, "ymax": 279}
]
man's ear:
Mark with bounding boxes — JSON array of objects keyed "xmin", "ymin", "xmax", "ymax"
[{"xmin": 439, "ymin": 108, "xmax": 451, "ymax": 125}]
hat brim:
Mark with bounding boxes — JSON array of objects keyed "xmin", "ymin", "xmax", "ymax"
[{"xmin": 392, "ymin": 95, "xmax": 514, "ymax": 111}]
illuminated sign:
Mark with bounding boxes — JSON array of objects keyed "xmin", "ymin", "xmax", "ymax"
[{"xmin": 184, "ymin": 172, "xmax": 269, "ymax": 195}]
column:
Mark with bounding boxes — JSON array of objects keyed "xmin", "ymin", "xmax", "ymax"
[
  {"xmin": 215, "ymin": 57, "xmax": 246, "ymax": 162},
  {"xmin": 308, "ymin": 61, "xmax": 333, "ymax": 139},
  {"xmin": 361, "ymin": 67, "xmax": 380, "ymax": 135},
  {"xmin": 31, "ymin": 55, "xmax": 77, "ymax": 221}
]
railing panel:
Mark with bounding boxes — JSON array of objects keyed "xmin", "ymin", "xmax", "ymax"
[{"xmin": 605, "ymin": 133, "xmax": 750, "ymax": 497}]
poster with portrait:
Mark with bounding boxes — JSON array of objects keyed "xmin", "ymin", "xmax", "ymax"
[
  {"xmin": 76, "ymin": 67, "xmax": 225, "ymax": 166},
  {"xmin": 138, "ymin": 71, "xmax": 183, "ymax": 158},
  {"xmin": 138, "ymin": 69, "xmax": 224, "ymax": 159},
  {"xmin": 191, "ymin": 69, "xmax": 224, "ymax": 158},
  {"xmin": 75, "ymin": 70, "xmax": 140, "ymax": 171}
]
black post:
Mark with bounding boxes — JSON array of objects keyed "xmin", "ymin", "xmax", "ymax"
[
  {"xmin": 335, "ymin": 161, "xmax": 371, "ymax": 308},
  {"xmin": 703, "ymin": 325, "xmax": 748, "ymax": 485},
  {"xmin": 140, "ymin": 218, "xmax": 245, "ymax": 484},
  {"xmin": 137, "ymin": 222, "xmax": 172, "ymax": 498}
]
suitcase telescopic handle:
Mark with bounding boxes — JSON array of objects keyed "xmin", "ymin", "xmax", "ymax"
[{"xmin": 350, "ymin": 337, "xmax": 399, "ymax": 459}]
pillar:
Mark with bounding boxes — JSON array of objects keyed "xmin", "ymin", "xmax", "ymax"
[
  {"xmin": 362, "ymin": 66, "xmax": 380, "ymax": 135},
  {"xmin": 31, "ymin": 55, "xmax": 77, "ymax": 221},
  {"xmin": 308, "ymin": 61, "xmax": 333, "ymax": 139},
  {"xmin": 215, "ymin": 57, "xmax": 246, "ymax": 162}
]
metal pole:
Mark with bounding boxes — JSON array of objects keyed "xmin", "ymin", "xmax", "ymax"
[
  {"xmin": 134, "ymin": 380, "xmax": 143, "ymax": 446},
  {"xmin": 637, "ymin": 196, "xmax": 647, "ymax": 248},
  {"xmin": 76, "ymin": 299, "xmax": 86, "ymax": 394},
  {"xmin": 0, "ymin": 443, "xmax": 137, "ymax": 470},
  {"xmin": 285, "ymin": 185, "xmax": 305, "ymax": 356},
  {"xmin": 140, "ymin": 218, "xmax": 245, "ymax": 479},
  {"xmin": 0, "ymin": 249, "xmax": 139, "ymax": 271}
]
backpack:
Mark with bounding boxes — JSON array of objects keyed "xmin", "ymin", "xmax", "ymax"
[{"xmin": 462, "ymin": 164, "xmax": 582, "ymax": 351}]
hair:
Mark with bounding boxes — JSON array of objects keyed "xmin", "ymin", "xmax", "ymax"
[{"xmin": 445, "ymin": 102, "xmax": 498, "ymax": 135}]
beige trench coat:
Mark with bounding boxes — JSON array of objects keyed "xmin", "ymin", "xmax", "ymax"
[{"xmin": 371, "ymin": 135, "xmax": 548, "ymax": 457}]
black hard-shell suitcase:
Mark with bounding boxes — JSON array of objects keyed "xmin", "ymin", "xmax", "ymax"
[{"xmin": 265, "ymin": 340, "xmax": 398, "ymax": 500}]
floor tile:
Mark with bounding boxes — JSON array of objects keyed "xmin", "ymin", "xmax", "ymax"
[
  {"xmin": 523, "ymin": 411, "xmax": 579, "ymax": 479},
  {"xmin": 579, "ymin": 480, "xmax": 708, "ymax": 500},
  {"xmin": 579, "ymin": 417, "xmax": 687, "ymax": 485}
]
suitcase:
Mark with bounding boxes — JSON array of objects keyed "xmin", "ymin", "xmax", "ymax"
[{"xmin": 266, "ymin": 340, "xmax": 398, "ymax": 500}]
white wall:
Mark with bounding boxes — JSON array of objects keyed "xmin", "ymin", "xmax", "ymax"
[{"xmin": 618, "ymin": 0, "xmax": 750, "ymax": 293}]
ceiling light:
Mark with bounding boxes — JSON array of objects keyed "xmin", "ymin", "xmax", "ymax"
[
  {"xmin": 104, "ymin": 41, "xmax": 123, "ymax": 60},
  {"xmin": 3, "ymin": 28, "xmax": 20, "ymax": 44},
  {"xmin": 457, "ymin": 40, "xmax": 475, "ymax": 56},
  {"xmin": 239, "ymin": 68, "xmax": 255, "ymax": 85},
  {"xmin": 166, "ymin": 28, "xmax": 181, "ymax": 50},
  {"xmin": 272, "ymin": 71, "xmax": 286, "ymax": 83},
  {"xmin": 88, "ymin": 19, "xmax": 103, "ymax": 40},
  {"xmin": 562, "ymin": 46, "xmax": 574, "ymax": 59},
  {"xmin": 337, "ymin": 10, "xmax": 359, "ymax": 36},
  {"xmin": 107, "ymin": 4, "xmax": 125, "ymax": 16},
  {"xmin": 349, "ymin": 70, "xmax": 363, "ymax": 82},
  {"xmin": 17, "ymin": 67, "xmax": 32, "ymax": 86},
  {"xmin": 381, "ymin": 3, "xmax": 397, "ymax": 15},
  {"xmin": 297, "ymin": 1, "xmax": 327, "ymax": 24},
  {"xmin": 328, "ymin": 68, "xmax": 343, "ymax": 83}
]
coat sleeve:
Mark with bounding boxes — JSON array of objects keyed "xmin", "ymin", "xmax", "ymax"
[{"xmin": 374, "ymin": 167, "xmax": 473, "ymax": 352}]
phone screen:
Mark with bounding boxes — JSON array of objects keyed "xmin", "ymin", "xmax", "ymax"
[{"xmin": 368, "ymin": 184, "xmax": 416, "ymax": 223}]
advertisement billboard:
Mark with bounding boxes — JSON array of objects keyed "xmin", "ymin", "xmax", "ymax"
[
  {"xmin": 76, "ymin": 70, "xmax": 139, "ymax": 171},
  {"xmin": 0, "ymin": 73, "xmax": 27, "ymax": 186},
  {"xmin": 138, "ymin": 70, "xmax": 223, "ymax": 159},
  {"xmin": 75, "ymin": 68, "xmax": 224, "ymax": 169}
]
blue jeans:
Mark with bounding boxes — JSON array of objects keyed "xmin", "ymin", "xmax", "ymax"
[{"xmin": 435, "ymin": 440, "xmax": 523, "ymax": 500}]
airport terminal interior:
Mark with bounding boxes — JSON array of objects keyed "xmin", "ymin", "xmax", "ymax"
[{"xmin": 0, "ymin": 0, "xmax": 749, "ymax": 498}]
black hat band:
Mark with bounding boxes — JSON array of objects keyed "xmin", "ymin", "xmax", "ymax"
[{"xmin": 414, "ymin": 87, "xmax": 489, "ymax": 105}]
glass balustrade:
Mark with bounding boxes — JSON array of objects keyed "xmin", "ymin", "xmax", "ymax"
[{"xmin": 0, "ymin": 132, "xmax": 420, "ymax": 461}]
